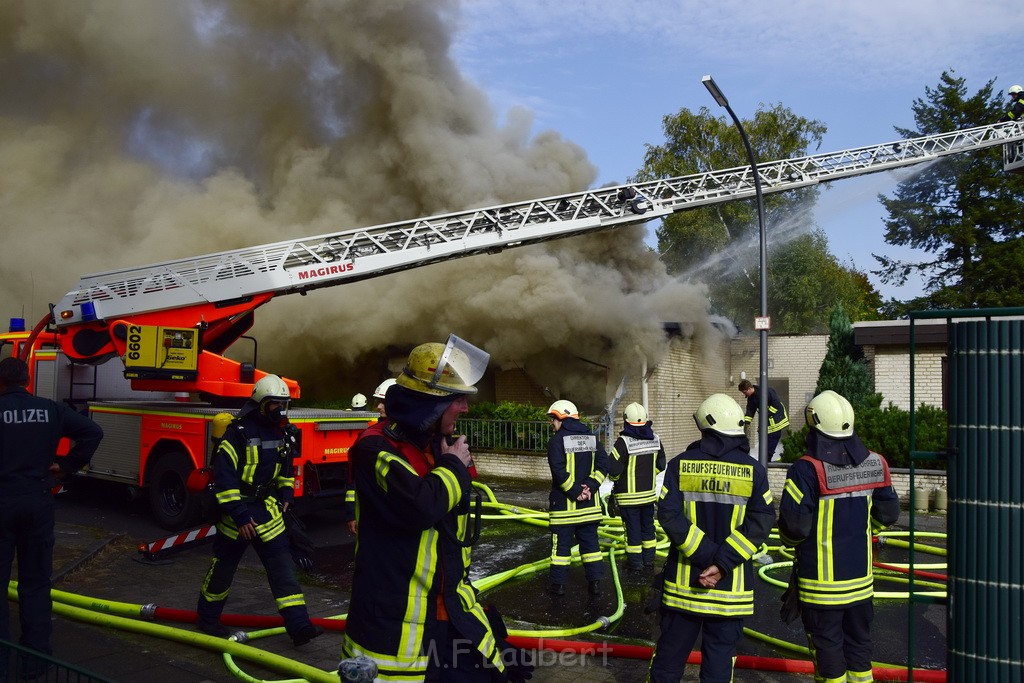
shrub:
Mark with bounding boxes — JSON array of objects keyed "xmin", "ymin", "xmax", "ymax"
[{"xmin": 780, "ymin": 394, "xmax": 947, "ymax": 469}]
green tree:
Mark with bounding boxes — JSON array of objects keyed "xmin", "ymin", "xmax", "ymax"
[
  {"xmin": 876, "ymin": 71, "xmax": 1024, "ymax": 308},
  {"xmin": 814, "ymin": 303, "xmax": 873, "ymax": 406},
  {"xmin": 636, "ymin": 104, "xmax": 882, "ymax": 332}
]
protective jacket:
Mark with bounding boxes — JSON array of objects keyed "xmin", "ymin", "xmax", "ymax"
[
  {"xmin": 658, "ymin": 433, "xmax": 775, "ymax": 617},
  {"xmin": 779, "ymin": 431, "xmax": 900, "ymax": 607},
  {"xmin": 1000, "ymin": 96, "xmax": 1024, "ymax": 122},
  {"xmin": 743, "ymin": 385, "xmax": 790, "ymax": 434},
  {"xmin": 342, "ymin": 417, "xmax": 505, "ymax": 681},
  {"xmin": 212, "ymin": 402, "xmax": 296, "ymax": 541},
  {"xmin": 0, "ymin": 386, "xmax": 103, "ymax": 495},
  {"xmin": 547, "ymin": 418, "xmax": 609, "ymax": 526},
  {"xmin": 609, "ymin": 422, "xmax": 665, "ymax": 506}
]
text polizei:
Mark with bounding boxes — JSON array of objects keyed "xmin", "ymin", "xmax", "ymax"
[{"xmin": 2, "ymin": 408, "xmax": 51, "ymax": 424}]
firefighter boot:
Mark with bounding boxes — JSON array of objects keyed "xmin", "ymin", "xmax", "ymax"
[
  {"xmin": 291, "ymin": 622, "xmax": 324, "ymax": 647},
  {"xmin": 588, "ymin": 580, "xmax": 602, "ymax": 596},
  {"xmin": 195, "ymin": 597, "xmax": 231, "ymax": 638}
]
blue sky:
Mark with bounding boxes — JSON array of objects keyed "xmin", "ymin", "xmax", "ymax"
[{"xmin": 449, "ymin": 0, "xmax": 1023, "ymax": 301}]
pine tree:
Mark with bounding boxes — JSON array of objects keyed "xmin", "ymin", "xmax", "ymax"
[{"xmin": 814, "ymin": 304, "xmax": 873, "ymax": 406}]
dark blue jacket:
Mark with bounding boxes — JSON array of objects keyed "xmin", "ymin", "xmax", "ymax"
[{"xmin": 0, "ymin": 386, "xmax": 102, "ymax": 495}]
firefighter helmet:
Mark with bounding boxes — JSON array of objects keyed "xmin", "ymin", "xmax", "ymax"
[
  {"xmin": 624, "ymin": 402, "xmax": 648, "ymax": 426},
  {"xmin": 547, "ymin": 399, "xmax": 579, "ymax": 420},
  {"xmin": 351, "ymin": 393, "xmax": 367, "ymax": 409},
  {"xmin": 1010, "ymin": 84, "xmax": 1023, "ymax": 95},
  {"xmin": 396, "ymin": 334, "xmax": 489, "ymax": 396},
  {"xmin": 373, "ymin": 378, "xmax": 397, "ymax": 399},
  {"xmin": 252, "ymin": 374, "xmax": 290, "ymax": 403},
  {"xmin": 805, "ymin": 390, "xmax": 855, "ymax": 438},
  {"xmin": 693, "ymin": 393, "xmax": 745, "ymax": 436}
]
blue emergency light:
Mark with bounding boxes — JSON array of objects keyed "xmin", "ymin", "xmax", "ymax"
[{"xmin": 8, "ymin": 318, "xmax": 26, "ymax": 333}]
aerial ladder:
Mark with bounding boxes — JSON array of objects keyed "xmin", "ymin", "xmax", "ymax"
[
  {"xmin": 43, "ymin": 120, "xmax": 1024, "ymax": 399},
  {"xmin": 7, "ymin": 120, "xmax": 1021, "ymax": 531}
]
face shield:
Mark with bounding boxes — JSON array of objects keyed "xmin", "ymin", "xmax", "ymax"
[{"xmin": 429, "ymin": 334, "xmax": 490, "ymax": 395}]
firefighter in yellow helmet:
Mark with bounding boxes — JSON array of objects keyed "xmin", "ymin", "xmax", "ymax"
[
  {"xmin": 195, "ymin": 374, "xmax": 322, "ymax": 646},
  {"xmin": 545, "ymin": 398, "xmax": 610, "ymax": 596},
  {"xmin": 999, "ymin": 84, "xmax": 1024, "ymax": 122},
  {"xmin": 649, "ymin": 393, "xmax": 775, "ymax": 683},
  {"xmin": 779, "ymin": 390, "xmax": 900, "ymax": 683},
  {"xmin": 341, "ymin": 336, "xmax": 532, "ymax": 682},
  {"xmin": 608, "ymin": 402, "xmax": 665, "ymax": 571}
]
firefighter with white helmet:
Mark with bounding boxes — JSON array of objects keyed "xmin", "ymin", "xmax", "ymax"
[
  {"xmin": 608, "ymin": 402, "xmax": 665, "ymax": 571},
  {"xmin": 195, "ymin": 373, "xmax": 322, "ymax": 646},
  {"xmin": 372, "ymin": 378, "xmax": 397, "ymax": 417},
  {"xmin": 350, "ymin": 393, "xmax": 367, "ymax": 410},
  {"xmin": 545, "ymin": 398, "xmax": 609, "ymax": 596},
  {"xmin": 342, "ymin": 336, "xmax": 531, "ymax": 682},
  {"xmin": 1000, "ymin": 84, "xmax": 1024, "ymax": 122},
  {"xmin": 649, "ymin": 393, "xmax": 775, "ymax": 682},
  {"xmin": 778, "ymin": 390, "xmax": 900, "ymax": 683}
]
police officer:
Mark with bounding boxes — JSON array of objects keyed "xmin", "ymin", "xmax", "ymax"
[
  {"xmin": 738, "ymin": 379, "xmax": 790, "ymax": 460},
  {"xmin": 779, "ymin": 390, "xmax": 900, "ymax": 683},
  {"xmin": 342, "ymin": 336, "xmax": 530, "ymax": 682},
  {"xmin": 649, "ymin": 393, "xmax": 775, "ymax": 683},
  {"xmin": 546, "ymin": 399, "xmax": 609, "ymax": 596},
  {"xmin": 0, "ymin": 357, "xmax": 102, "ymax": 675},
  {"xmin": 608, "ymin": 402, "xmax": 665, "ymax": 572},
  {"xmin": 195, "ymin": 374, "xmax": 322, "ymax": 646}
]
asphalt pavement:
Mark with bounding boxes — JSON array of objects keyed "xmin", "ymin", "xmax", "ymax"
[{"xmin": 0, "ymin": 477, "xmax": 949, "ymax": 682}]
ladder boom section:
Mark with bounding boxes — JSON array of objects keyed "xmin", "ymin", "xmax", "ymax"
[{"xmin": 55, "ymin": 121, "xmax": 1024, "ymax": 326}]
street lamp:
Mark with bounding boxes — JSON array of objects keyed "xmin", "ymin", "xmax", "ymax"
[{"xmin": 702, "ymin": 74, "xmax": 770, "ymax": 467}]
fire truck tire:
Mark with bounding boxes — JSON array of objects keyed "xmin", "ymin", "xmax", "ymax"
[{"xmin": 148, "ymin": 453, "xmax": 201, "ymax": 530}]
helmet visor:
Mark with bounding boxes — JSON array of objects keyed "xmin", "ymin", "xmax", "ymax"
[{"xmin": 430, "ymin": 334, "xmax": 490, "ymax": 394}]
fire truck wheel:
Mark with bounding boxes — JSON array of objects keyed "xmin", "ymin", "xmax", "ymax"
[{"xmin": 148, "ymin": 453, "xmax": 201, "ymax": 530}]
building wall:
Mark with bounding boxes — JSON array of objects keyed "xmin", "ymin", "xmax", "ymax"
[
  {"xmin": 863, "ymin": 344, "xmax": 945, "ymax": 410},
  {"xmin": 730, "ymin": 333, "xmax": 829, "ymax": 424}
]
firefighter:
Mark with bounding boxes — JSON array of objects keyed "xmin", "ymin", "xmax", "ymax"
[
  {"xmin": 0, "ymin": 357, "xmax": 103, "ymax": 677},
  {"xmin": 738, "ymin": 378, "xmax": 790, "ymax": 460},
  {"xmin": 546, "ymin": 399, "xmax": 609, "ymax": 596},
  {"xmin": 608, "ymin": 402, "xmax": 665, "ymax": 572},
  {"xmin": 372, "ymin": 378, "xmax": 397, "ymax": 417},
  {"xmin": 195, "ymin": 374, "xmax": 322, "ymax": 646},
  {"xmin": 341, "ymin": 335, "xmax": 531, "ymax": 682},
  {"xmin": 649, "ymin": 393, "xmax": 775, "ymax": 683},
  {"xmin": 999, "ymin": 84, "xmax": 1024, "ymax": 122},
  {"xmin": 350, "ymin": 393, "xmax": 367, "ymax": 410},
  {"xmin": 779, "ymin": 390, "xmax": 900, "ymax": 683}
]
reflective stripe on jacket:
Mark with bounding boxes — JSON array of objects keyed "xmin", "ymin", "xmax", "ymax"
[
  {"xmin": 658, "ymin": 441, "xmax": 775, "ymax": 618},
  {"xmin": 342, "ymin": 421, "xmax": 503, "ymax": 681}
]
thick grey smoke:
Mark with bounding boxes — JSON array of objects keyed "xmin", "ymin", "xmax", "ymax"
[{"xmin": 0, "ymin": 0, "xmax": 716, "ymax": 402}]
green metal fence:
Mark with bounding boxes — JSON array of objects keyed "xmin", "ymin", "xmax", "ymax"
[
  {"xmin": 909, "ymin": 308, "xmax": 1024, "ymax": 682},
  {"xmin": 0, "ymin": 639, "xmax": 111, "ymax": 682}
]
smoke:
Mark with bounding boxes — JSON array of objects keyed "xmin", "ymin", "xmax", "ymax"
[{"xmin": 0, "ymin": 0, "xmax": 716, "ymax": 402}]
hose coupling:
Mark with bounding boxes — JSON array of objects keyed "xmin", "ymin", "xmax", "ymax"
[
  {"xmin": 229, "ymin": 631, "xmax": 250, "ymax": 643},
  {"xmin": 140, "ymin": 603, "xmax": 157, "ymax": 619},
  {"xmin": 597, "ymin": 616, "xmax": 610, "ymax": 629}
]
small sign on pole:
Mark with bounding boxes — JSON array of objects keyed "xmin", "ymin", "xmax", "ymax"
[{"xmin": 754, "ymin": 316, "xmax": 771, "ymax": 331}]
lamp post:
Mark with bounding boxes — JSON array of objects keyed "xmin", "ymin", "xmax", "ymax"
[{"xmin": 702, "ymin": 74, "xmax": 770, "ymax": 467}]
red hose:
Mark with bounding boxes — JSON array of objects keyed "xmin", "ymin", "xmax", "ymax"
[
  {"xmin": 149, "ymin": 607, "xmax": 945, "ymax": 681},
  {"xmin": 876, "ymin": 561, "xmax": 946, "ymax": 581},
  {"xmin": 151, "ymin": 606, "xmax": 346, "ymax": 631},
  {"xmin": 506, "ymin": 636, "xmax": 946, "ymax": 681}
]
